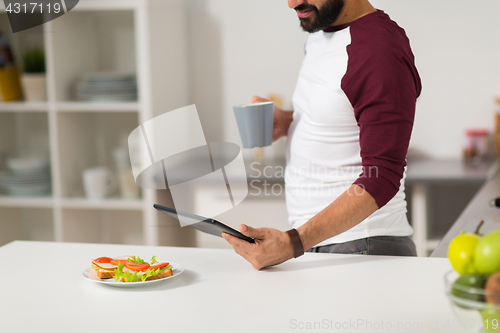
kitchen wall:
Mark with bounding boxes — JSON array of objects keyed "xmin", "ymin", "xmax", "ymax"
[
  {"xmin": 174, "ymin": 0, "xmax": 500, "ymax": 160},
  {"xmin": 371, "ymin": 0, "xmax": 500, "ymax": 159},
  {"xmin": 183, "ymin": 0, "xmax": 308, "ymax": 160}
]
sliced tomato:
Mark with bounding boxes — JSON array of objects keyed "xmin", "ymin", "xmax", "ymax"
[
  {"xmin": 125, "ymin": 262, "xmax": 150, "ymax": 272},
  {"xmin": 110, "ymin": 259, "xmax": 129, "ymax": 266},
  {"xmin": 93, "ymin": 257, "xmax": 113, "ymax": 264},
  {"xmin": 150, "ymin": 262, "xmax": 169, "ymax": 270}
]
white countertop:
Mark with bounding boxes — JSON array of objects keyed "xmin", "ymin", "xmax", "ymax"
[
  {"xmin": 405, "ymin": 159, "xmax": 495, "ymax": 183},
  {"xmin": 0, "ymin": 241, "xmax": 467, "ymax": 333}
]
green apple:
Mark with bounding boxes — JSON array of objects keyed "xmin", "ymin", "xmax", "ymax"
[
  {"xmin": 474, "ymin": 230, "xmax": 500, "ymax": 276},
  {"xmin": 480, "ymin": 308, "xmax": 500, "ymax": 333},
  {"xmin": 451, "ymin": 274, "xmax": 487, "ymax": 302},
  {"xmin": 448, "ymin": 231, "xmax": 481, "ymax": 275}
]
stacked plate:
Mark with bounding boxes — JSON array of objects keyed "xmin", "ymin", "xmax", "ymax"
[
  {"xmin": 0, "ymin": 157, "xmax": 51, "ymax": 196},
  {"xmin": 76, "ymin": 73, "xmax": 137, "ymax": 102}
]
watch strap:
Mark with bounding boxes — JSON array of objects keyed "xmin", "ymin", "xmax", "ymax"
[{"xmin": 286, "ymin": 228, "xmax": 304, "ymax": 258}]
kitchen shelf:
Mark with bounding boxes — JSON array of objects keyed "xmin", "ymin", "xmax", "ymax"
[
  {"xmin": 0, "ymin": 112, "xmax": 50, "ymax": 163},
  {"xmin": 56, "ymin": 111, "xmax": 139, "ymax": 198},
  {"xmin": 51, "ymin": 10, "xmax": 136, "ymax": 102},
  {"xmin": 0, "ymin": 102, "xmax": 140, "ymax": 112},
  {"xmin": 70, "ymin": 0, "xmax": 142, "ymax": 11},
  {"xmin": 55, "ymin": 102, "xmax": 139, "ymax": 112},
  {"xmin": 0, "ymin": 1, "xmax": 188, "ymax": 247},
  {"xmin": 60, "ymin": 198, "xmax": 144, "ymax": 210},
  {"xmin": 0, "ymin": 102, "xmax": 49, "ymax": 112},
  {"xmin": 0, "ymin": 196, "xmax": 53, "ymax": 208}
]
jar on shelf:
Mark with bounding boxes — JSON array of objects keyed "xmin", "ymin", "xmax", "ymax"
[{"xmin": 463, "ymin": 129, "xmax": 489, "ymax": 165}]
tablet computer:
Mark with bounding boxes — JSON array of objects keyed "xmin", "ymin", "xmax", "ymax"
[{"xmin": 153, "ymin": 204, "xmax": 255, "ymax": 243}]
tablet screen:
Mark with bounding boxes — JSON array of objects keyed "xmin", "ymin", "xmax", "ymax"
[{"xmin": 153, "ymin": 204, "xmax": 254, "ymax": 243}]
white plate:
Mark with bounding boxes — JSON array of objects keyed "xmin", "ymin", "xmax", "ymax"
[
  {"xmin": 82, "ymin": 262, "xmax": 184, "ymax": 287},
  {"xmin": 0, "ymin": 178, "xmax": 51, "ymax": 185}
]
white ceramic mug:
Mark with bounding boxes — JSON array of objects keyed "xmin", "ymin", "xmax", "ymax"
[{"xmin": 83, "ymin": 167, "xmax": 117, "ymax": 199}]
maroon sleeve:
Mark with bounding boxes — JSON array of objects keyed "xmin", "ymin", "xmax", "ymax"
[{"xmin": 341, "ymin": 15, "xmax": 422, "ymax": 208}]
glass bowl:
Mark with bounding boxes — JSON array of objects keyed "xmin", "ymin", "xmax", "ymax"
[{"xmin": 444, "ymin": 270, "xmax": 500, "ymax": 332}]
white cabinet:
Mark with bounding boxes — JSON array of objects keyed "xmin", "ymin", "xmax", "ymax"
[{"xmin": 0, "ymin": 0, "xmax": 188, "ymax": 246}]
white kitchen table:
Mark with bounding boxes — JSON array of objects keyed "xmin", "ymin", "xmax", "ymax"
[{"xmin": 0, "ymin": 241, "xmax": 469, "ymax": 333}]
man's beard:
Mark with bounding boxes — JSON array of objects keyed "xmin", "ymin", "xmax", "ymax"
[{"xmin": 296, "ymin": 0, "xmax": 345, "ymax": 33}]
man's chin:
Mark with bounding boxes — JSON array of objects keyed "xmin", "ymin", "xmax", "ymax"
[
  {"xmin": 300, "ymin": 20, "xmax": 323, "ymax": 33},
  {"xmin": 299, "ymin": 18, "xmax": 315, "ymax": 32}
]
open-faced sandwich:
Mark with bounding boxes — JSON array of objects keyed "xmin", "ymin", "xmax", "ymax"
[{"xmin": 91, "ymin": 255, "xmax": 173, "ymax": 282}]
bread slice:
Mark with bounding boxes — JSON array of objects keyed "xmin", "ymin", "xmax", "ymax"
[
  {"xmin": 90, "ymin": 267, "xmax": 115, "ymax": 279},
  {"xmin": 146, "ymin": 268, "xmax": 173, "ymax": 281},
  {"xmin": 90, "ymin": 260, "xmax": 116, "ymax": 279},
  {"xmin": 96, "ymin": 268, "xmax": 115, "ymax": 279}
]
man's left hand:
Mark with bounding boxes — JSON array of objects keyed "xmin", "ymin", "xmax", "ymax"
[{"xmin": 222, "ymin": 224, "xmax": 295, "ymax": 270}]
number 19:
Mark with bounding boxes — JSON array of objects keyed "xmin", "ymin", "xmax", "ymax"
[{"xmin": 485, "ymin": 319, "xmax": 499, "ymax": 330}]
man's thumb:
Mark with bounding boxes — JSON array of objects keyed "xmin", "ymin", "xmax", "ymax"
[{"xmin": 240, "ymin": 224, "xmax": 265, "ymax": 239}]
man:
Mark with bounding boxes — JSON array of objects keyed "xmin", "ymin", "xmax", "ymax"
[{"xmin": 223, "ymin": 0, "xmax": 421, "ymax": 269}]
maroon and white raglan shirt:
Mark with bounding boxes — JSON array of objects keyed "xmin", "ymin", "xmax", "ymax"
[{"xmin": 285, "ymin": 10, "xmax": 422, "ymax": 245}]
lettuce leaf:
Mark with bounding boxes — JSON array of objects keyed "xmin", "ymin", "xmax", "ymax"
[
  {"xmin": 113, "ymin": 261, "xmax": 128, "ymax": 282},
  {"xmin": 113, "ymin": 263, "xmax": 142, "ymax": 282},
  {"xmin": 113, "ymin": 259, "xmax": 172, "ymax": 283},
  {"xmin": 127, "ymin": 256, "xmax": 148, "ymax": 264},
  {"xmin": 141, "ymin": 266, "xmax": 163, "ymax": 281}
]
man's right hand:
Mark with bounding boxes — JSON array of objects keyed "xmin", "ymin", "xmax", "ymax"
[{"xmin": 251, "ymin": 96, "xmax": 294, "ymax": 142}]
